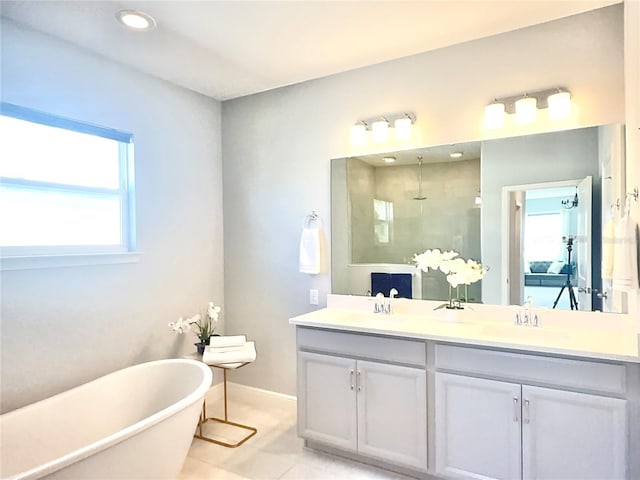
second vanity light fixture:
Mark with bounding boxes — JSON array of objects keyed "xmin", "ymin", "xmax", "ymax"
[
  {"xmin": 350, "ymin": 113, "xmax": 415, "ymax": 146},
  {"xmin": 485, "ymin": 88, "xmax": 571, "ymax": 129}
]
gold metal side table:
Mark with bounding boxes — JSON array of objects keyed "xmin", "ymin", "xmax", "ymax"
[{"xmin": 188, "ymin": 355, "xmax": 258, "ymax": 448}]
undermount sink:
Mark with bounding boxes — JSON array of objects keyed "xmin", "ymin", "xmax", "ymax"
[{"xmin": 480, "ymin": 324, "xmax": 570, "ymax": 343}]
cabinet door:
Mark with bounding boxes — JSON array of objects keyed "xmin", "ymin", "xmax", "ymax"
[
  {"xmin": 522, "ymin": 385, "xmax": 627, "ymax": 480},
  {"xmin": 435, "ymin": 373, "xmax": 521, "ymax": 480},
  {"xmin": 356, "ymin": 360, "xmax": 427, "ymax": 471},
  {"xmin": 297, "ymin": 351, "xmax": 357, "ymax": 451}
]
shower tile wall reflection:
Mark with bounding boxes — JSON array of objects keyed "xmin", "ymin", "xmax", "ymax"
[{"xmin": 346, "ymin": 157, "xmax": 481, "ymax": 301}]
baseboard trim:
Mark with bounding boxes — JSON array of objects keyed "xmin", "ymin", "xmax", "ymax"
[{"xmin": 227, "ymin": 381, "xmax": 297, "ymax": 401}]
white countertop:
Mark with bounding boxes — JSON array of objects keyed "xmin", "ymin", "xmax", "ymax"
[{"xmin": 289, "ymin": 302, "xmax": 640, "ymax": 364}]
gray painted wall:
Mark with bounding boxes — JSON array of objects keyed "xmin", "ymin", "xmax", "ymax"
[
  {"xmin": 0, "ymin": 20, "xmax": 224, "ymax": 413},
  {"xmin": 222, "ymin": 6, "xmax": 623, "ymax": 396}
]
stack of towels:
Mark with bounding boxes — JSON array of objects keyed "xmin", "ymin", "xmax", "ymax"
[{"xmin": 202, "ymin": 335, "xmax": 256, "ymax": 367}]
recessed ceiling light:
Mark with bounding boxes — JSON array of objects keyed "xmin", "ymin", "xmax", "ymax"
[
  {"xmin": 116, "ymin": 10, "xmax": 157, "ymax": 31},
  {"xmin": 383, "ymin": 156, "xmax": 396, "ymax": 164},
  {"xmin": 450, "ymin": 152, "xmax": 463, "ymax": 159}
]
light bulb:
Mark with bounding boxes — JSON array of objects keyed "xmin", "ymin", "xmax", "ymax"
[
  {"xmin": 547, "ymin": 91, "xmax": 571, "ymax": 120},
  {"xmin": 372, "ymin": 119, "xmax": 389, "ymax": 143},
  {"xmin": 484, "ymin": 102, "xmax": 505, "ymax": 129},
  {"xmin": 394, "ymin": 116, "xmax": 412, "ymax": 141},
  {"xmin": 515, "ymin": 96, "xmax": 537, "ymax": 125},
  {"xmin": 350, "ymin": 123, "xmax": 367, "ymax": 146},
  {"xmin": 116, "ymin": 10, "xmax": 156, "ymax": 30}
]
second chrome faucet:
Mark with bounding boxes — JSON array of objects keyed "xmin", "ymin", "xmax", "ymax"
[{"xmin": 374, "ymin": 289, "xmax": 399, "ymax": 314}]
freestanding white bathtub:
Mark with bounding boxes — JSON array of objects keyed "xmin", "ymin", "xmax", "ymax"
[{"xmin": 0, "ymin": 359, "xmax": 212, "ymax": 480}]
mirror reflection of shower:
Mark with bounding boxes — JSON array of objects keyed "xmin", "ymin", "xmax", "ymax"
[{"xmin": 413, "ymin": 156, "xmax": 427, "ymax": 201}]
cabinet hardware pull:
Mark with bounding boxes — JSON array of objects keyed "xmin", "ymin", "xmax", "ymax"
[
  {"xmin": 524, "ymin": 399, "xmax": 530, "ymax": 424},
  {"xmin": 349, "ymin": 369, "xmax": 354, "ymax": 390},
  {"xmin": 357, "ymin": 371, "xmax": 361, "ymax": 391},
  {"xmin": 513, "ymin": 397, "xmax": 519, "ymax": 422}
]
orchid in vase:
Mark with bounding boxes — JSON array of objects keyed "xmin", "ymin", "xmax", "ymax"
[
  {"xmin": 414, "ymin": 249, "xmax": 488, "ymax": 310},
  {"xmin": 169, "ymin": 301, "xmax": 222, "ymax": 353}
]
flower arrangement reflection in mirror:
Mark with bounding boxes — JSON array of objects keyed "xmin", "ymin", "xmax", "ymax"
[{"xmin": 414, "ymin": 249, "xmax": 488, "ymax": 310}]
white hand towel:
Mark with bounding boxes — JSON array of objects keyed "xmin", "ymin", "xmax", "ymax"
[
  {"xmin": 612, "ymin": 213, "xmax": 639, "ymax": 291},
  {"xmin": 208, "ymin": 335, "xmax": 246, "ymax": 348},
  {"xmin": 299, "ymin": 227, "xmax": 321, "ymax": 274},
  {"xmin": 203, "ymin": 341, "xmax": 256, "ymax": 365}
]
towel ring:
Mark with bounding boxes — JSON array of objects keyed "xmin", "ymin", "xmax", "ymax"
[{"xmin": 304, "ymin": 211, "xmax": 321, "ymax": 228}]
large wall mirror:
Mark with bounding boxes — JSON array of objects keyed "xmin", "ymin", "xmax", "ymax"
[{"xmin": 331, "ymin": 124, "xmax": 628, "ymax": 314}]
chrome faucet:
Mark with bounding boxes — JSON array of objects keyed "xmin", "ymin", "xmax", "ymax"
[
  {"xmin": 514, "ymin": 296, "xmax": 540, "ymax": 327},
  {"xmin": 373, "ymin": 292, "xmax": 385, "ymax": 313},
  {"xmin": 385, "ymin": 288, "xmax": 399, "ymax": 314}
]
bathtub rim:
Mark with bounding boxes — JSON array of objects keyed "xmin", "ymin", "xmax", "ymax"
[{"xmin": 2, "ymin": 358, "xmax": 212, "ymax": 480}]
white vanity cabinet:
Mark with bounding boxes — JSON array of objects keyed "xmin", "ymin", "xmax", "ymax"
[
  {"xmin": 297, "ymin": 351, "xmax": 358, "ymax": 451},
  {"xmin": 435, "ymin": 373, "xmax": 522, "ymax": 480},
  {"xmin": 296, "ymin": 327, "xmax": 428, "ymax": 471},
  {"xmin": 521, "ymin": 384, "xmax": 626, "ymax": 480},
  {"xmin": 434, "ymin": 345, "xmax": 628, "ymax": 480}
]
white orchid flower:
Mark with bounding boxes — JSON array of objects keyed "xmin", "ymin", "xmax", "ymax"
[
  {"xmin": 168, "ymin": 316, "xmax": 191, "ymax": 334},
  {"xmin": 441, "ymin": 250, "xmax": 459, "ymax": 261},
  {"xmin": 207, "ymin": 301, "xmax": 221, "ymax": 321},
  {"xmin": 440, "ymin": 257, "xmax": 465, "ymax": 275},
  {"xmin": 462, "ymin": 259, "xmax": 488, "ymax": 284},
  {"xmin": 446, "ymin": 272, "xmax": 463, "ymax": 288},
  {"xmin": 414, "ymin": 248, "xmax": 447, "ymax": 272}
]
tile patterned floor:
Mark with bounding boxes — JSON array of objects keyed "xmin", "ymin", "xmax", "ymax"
[{"xmin": 179, "ymin": 383, "xmax": 414, "ymax": 480}]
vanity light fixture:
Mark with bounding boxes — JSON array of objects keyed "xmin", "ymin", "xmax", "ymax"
[
  {"xmin": 383, "ymin": 156, "xmax": 396, "ymax": 164},
  {"xmin": 484, "ymin": 101, "xmax": 505, "ymax": 129},
  {"xmin": 350, "ymin": 121, "xmax": 368, "ymax": 146},
  {"xmin": 485, "ymin": 87, "xmax": 571, "ymax": 129},
  {"xmin": 547, "ymin": 90, "xmax": 571, "ymax": 120},
  {"xmin": 349, "ymin": 112, "xmax": 415, "ymax": 147},
  {"xmin": 515, "ymin": 95, "xmax": 537, "ymax": 125},
  {"xmin": 371, "ymin": 118, "xmax": 390, "ymax": 143},
  {"xmin": 116, "ymin": 10, "xmax": 157, "ymax": 31},
  {"xmin": 394, "ymin": 115, "xmax": 413, "ymax": 141},
  {"xmin": 450, "ymin": 152, "xmax": 463, "ymax": 159}
]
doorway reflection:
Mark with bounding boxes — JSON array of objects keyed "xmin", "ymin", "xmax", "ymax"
[{"xmin": 506, "ymin": 179, "xmax": 595, "ymax": 311}]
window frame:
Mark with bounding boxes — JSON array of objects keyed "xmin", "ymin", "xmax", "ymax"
[{"xmin": 0, "ymin": 102, "xmax": 137, "ymax": 262}]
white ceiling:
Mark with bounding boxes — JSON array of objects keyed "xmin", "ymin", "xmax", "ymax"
[
  {"xmin": 0, "ymin": 0, "xmax": 619, "ymax": 101},
  {"xmin": 356, "ymin": 140, "xmax": 482, "ymax": 167}
]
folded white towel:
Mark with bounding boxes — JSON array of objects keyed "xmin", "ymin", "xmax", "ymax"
[
  {"xmin": 299, "ymin": 227, "xmax": 321, "ymax": 274},
  {"xmin": 203, "ymin": 341, "xmax": 256, "ymax": 365},
  {"xmin": 612, "ymin": 213, "xmax": 639, "ymax": 291},
  {"xmin": 208, "ymin": 335, "xmax": 246, "ymax": 348},
  {"xmin": 207, "ymin": 345, "xmax": 248, "ymax": 353}
]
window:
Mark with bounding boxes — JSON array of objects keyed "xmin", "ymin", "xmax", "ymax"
[
  {"xmin": 0, "ymin": 103, "xmax": 136, "ymax": 259},
  {"xmin": 524, "ymin": 213, "xmax": 562, "ymax": 262},
  {"xmin": 373, "ymin": 199, "xmax": 393, "ymax": 245}
]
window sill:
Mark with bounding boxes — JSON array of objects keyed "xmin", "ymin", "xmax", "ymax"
[{"xmin": 0, "ymin": 251, "xmax": 142, "ymax": 271}]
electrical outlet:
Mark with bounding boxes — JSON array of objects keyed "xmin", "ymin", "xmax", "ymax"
[{"xmin": 309, "ymin": 289, "xmax": 319, "ymax": 305}]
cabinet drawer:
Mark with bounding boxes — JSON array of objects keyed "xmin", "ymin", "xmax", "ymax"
[
  {"xmin": 297, "ymin": 327, "xmax": 426, "ymax": 367},
  {"xmin": 434, "ymin": 344, "xmax": 626, "ymax": 395}
]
